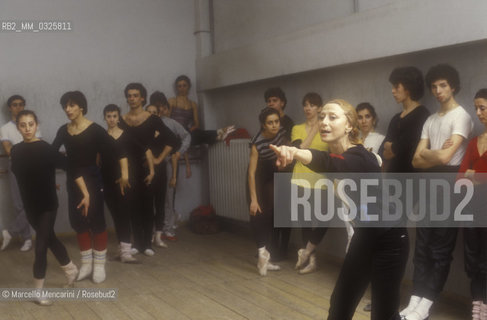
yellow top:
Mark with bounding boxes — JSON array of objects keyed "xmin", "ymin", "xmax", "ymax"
[{"xmin": 291, "ymin": 123, "xmax": 328, "ymax": 188}]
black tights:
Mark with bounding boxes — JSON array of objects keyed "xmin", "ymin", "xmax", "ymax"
[
  {"xmin": 131, "ymin": 169, "xmax": 153, "ymax": 251},
  {"xmin": 464, "ymin": 227, "xmax": 487, "ymax": 302},
  {"xmin": 412, "ymin": 227, "xmax": 458, "ymax": 300},
  {"xmin": 27, "ymin": 210, "xmax": 70, "ymax": 279},
  {"xmin": 301, "ymin": 228, "xmax": 328, "ymax": 247},
  {"xmin": 104, "ymin": 181, "xmax": 132, "ymax": 244},
  {"xmin": 250, "ymin": 177, "xmax": 274, "ymax": 249},
  {"xmin": 152, "ymin": 162, "xmax": 167, "ymax": 231},
  {"xmin": 327, "ymin": 228, "xmax": 409, "ymax": 320}
]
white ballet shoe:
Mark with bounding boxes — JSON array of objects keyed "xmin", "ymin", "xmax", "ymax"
[
  {"xmin": 61, "ymin": 261, "xmax": 79, "ymax": 287},
  {"xmin": 257, "ymin": 248, "xmax": 270, "ymax": 276},
  {"xmin": 298, "ymin": 253, "xmax": 317, "ymax": 274},
  {"xmin": 20, "ymin": 239, "xmax": 32, "ymax": 252},
  {"xmin": 33, "ymin": 278, "xmax": 53, "ymax": 306},
  {"xmin": 1, "ymin": 230, "xmax": 12, "ymax": 251},
  {"xmin": 217, "ymin": 125, "xmax": 236, "ymax": 141},
  {"xmin": 120, "ymin": 242, "xmax": 138, "ymax": 263},
  {"xmin": 154, "ymin": 232, "xmax": 168, "ymax": 248},
  {"xmin": 144, "ymin": 248, "xmax": 155, "ymax": 256},
  {"xmin": 295, "ymin": 248, "xmax": 310, "ymax": 270},
  {"xmin": 267, "ymin": 262, "xmax": 281, "ymax": 271}
]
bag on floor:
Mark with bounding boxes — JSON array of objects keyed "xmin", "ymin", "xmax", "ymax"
[{"xmin": 189, "ymin": 205, "xmax": 220, "ymax": 234}]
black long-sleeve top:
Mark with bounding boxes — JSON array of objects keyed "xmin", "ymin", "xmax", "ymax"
[
  {"xmin": 380, "ymin": 105, "xmax": 430, "ymax": 173},
  {"xmin": 306, "ymin": 144, "xmax": 381, "ymax": 173},
  {"xmin": 101, "ymin": 131, "xmax": 147, "ymax": 185},
  {"xmin": 11, "ymin": 140, "xmax": 66, "ymax": 213},
  {"xmin": 119, "ymin": 114, "xmax": 181, "ymax": 160},
  {"xmin": 52, "ymin": 122, "xmax": 118, "ymax": 179},
  {"xmin": 305, "ymin": 145, "xmax": 400, "ymax": 230}
]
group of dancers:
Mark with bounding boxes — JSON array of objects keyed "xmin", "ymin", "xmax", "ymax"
[
  {"xmin": 0, "ymin": 76, "xmax": 234, "ymax": 306},
  {"xmin": 1, "ymin": 63, "xmax": 485, "ymax": 318},
  {"xmin": 248, "ymin": 64, "xmax": 487, "ymax": 320}
]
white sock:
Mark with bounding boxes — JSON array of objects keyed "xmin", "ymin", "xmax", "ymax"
[
  {"xmin": 77, "ymin": 249, "xmax": 93, "ymax": 281},
  {"xmin": 414, "ymin": 298, "xmax": 433, "ymax": 318},
  {"xmin": 400, "ymin": 295, "xmax": 422, "ymax": 316},
  {"xmin": 93, "ymin": 249, "xmax": 107, "ymax": 284}
]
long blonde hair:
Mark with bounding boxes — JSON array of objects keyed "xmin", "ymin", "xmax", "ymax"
[{"xmin": 326, "ymin": 99, "xmax": 362, "ymax": 145}]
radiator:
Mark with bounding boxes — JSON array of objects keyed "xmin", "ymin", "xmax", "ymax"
[{"xmin": 208, "ymin": 139, "xmax": 250, "ymax": 222}]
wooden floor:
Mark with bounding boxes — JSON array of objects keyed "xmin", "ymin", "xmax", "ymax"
[{"xmin": 0, "ymin": 225, "xmax": 470, "ymax": 320}]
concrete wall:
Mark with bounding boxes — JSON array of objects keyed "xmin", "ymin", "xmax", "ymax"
[
  {"xmin": 198, "ymin": 0, "xmax": 487, "ymax": 91},
  {"xmin": 197, "ymin": 0, "xmax": 487, "ymax": 301},
  {"xmin": 0, "ymin": 0, "xmax": 204, "ymax": 233}
]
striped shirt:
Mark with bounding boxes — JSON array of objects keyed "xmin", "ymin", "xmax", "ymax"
[{"xmin": 250, "ymin": 128, "xmax": 287, "ymax": 161}]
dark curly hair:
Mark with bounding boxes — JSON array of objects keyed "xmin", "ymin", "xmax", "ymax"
[
  {"xmin": 389, "ymin": 66, "xmax": 425, "ymax": 101},
  {"xmin": 425, "ymin": 64, "xmax": 460, "ymax": 95}
]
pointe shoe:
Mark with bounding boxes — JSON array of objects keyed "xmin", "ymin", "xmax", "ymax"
[
  {"xmin": 35, "ymin": 295, "xmax": 53, "ymax": 306},
  {"xmin": 295, "ymin": 248, "xmax": 310, "ymax": 270},
  {"xmin": 33, "ymin": 278, "xmax": 53, "ymax": 306},
  {"xmin": 257, "ymin": 249, "xmax": 270, "ymax": 276},
  {"xmin": 60, "ymin": 261, "xmax": 79, "ymax": 287},
  {"xmin": 154, "ymin": 232, "xmax": 168, "ymax": 248},
  {"xmin": 20, "ymin": 239, "xmax": 32, "ymax": 252},
  {"xmin": 1, "ymin": 230, "xmax": 12, "ymax": 251},
  {"xmin": 217, "ymin": 125, "xmax": 236, "ymax": 141},
  {"xmin": 298, "ymin": 253, "xmax": 317, "ymax": 274},
  {"xmin": 120, "ymin": 242, "xmax": 138, "ymax": 263},
  {"xmin": 267, "ymin": 262, "xmax": 281, "ymax": 271},
  {"xmin": 144, "ymin": 248, "xmax": 155, "ymax": 256},
  {"xmin": 76, "ymin": 249, "xmax": 93, "ymax": 281},
  {"xmin": 93, "ymin": 249, "xmax": 107, "ymax": 284}
]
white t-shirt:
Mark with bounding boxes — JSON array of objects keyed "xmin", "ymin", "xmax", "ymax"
[
  {"xmin": 0, "ymin": 120, "xmax": 42, "ymax": 146},
  {"xmin": 420, "ymin": 106, "xmax": 473, "ymax": 166},
  {"xmin": 362, "ymin": 131, "xmax": 385, "ymax": 154}
]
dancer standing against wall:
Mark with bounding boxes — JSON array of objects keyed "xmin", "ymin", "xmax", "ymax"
[
  {"xmin": 119, "ymin": 83, "xmax": 180, "ymax": 256},
  {"xmin": 145, "ymin": 103, "xmax": 170, "ymax": 248},
  {"xmin": 381, "ymin": 66, "xmax": 430, "ymax": 173},
  {"xmin": 458, "ymin": 88, "xmax": 487, "ymax": 320},
  {"xmin": 264, "ymin": 87, "xmax": 294, "ymax": 260},
  {"xmin": 291, "ymin": 92, "xmax": 329, "ymax": 274},
  {"xmin": 149, "ymin": 91, "xmax": 191, "ymax": 241},
  {"xmin": 248, "ymin": 107, "xmax": 288, "ymax": 275},
  {"xmin": 264, "ymin": 87, "xmax": 294, "ymax": 142},
  {"xmin": 53, "ymin": 91, "xmax": 128, "ymax": 283},
  {"xmin": 1, "ymin": 95, "xmax": 35, "ymax": 252},
  {"xmin": 271, "ymin": 99, "xmax": 409, "ymax": 320},
  {"xmin": 356, "ymin": 102, "xmax": 385, "ymax": 154},
  {"xmin": 406, "ymin": 64, "xmax": 473, "ymax": 320},
  {"xmin": 169, "ymin": 75, "xmax": 234, "ymax": 178},
  {"xmin": 101, "ymin": 104, "xmax": 138, "ymax": 263},
  {"xmin": 11, "ymin": 110, "xmax": 78, "ymax": 305}
]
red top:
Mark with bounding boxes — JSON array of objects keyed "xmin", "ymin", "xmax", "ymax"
[{"xmin": 459, "ymin": 136, "xmax": 487, "ymax": 173}]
